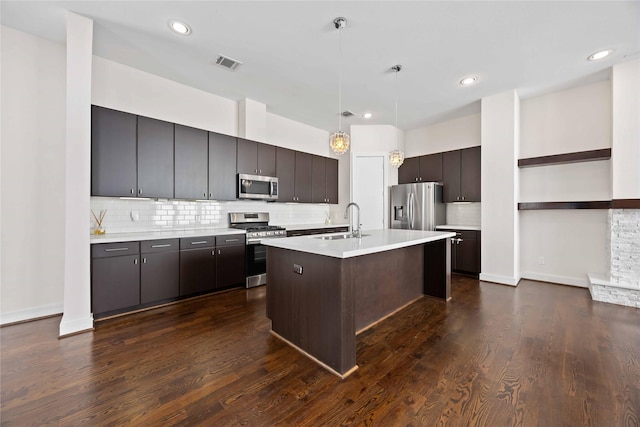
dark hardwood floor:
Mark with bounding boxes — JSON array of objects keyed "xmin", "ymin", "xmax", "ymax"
[{"xmin": 2, "ymin": 276, "xmax": 639, "ymax": 426}]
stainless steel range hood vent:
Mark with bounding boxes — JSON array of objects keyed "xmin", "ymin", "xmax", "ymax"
[{"xmin": 215, "ymin": 55, "xmax": 242, "ymax": 71}]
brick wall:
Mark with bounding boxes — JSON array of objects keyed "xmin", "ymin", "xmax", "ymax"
[{"xmin": 590, "ymin": 209, "xmax": 640, "ymax": 308}]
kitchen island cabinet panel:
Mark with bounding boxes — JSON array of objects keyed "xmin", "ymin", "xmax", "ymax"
[
  {"xmin": 137, "ymin": 116, "xmax": 174, "ymax": 198},
  {"xmin": 175, "ymin": 124, "xmax": 209, "ymax": 200},
  {"xmin": 91, "ymin": 106, "xmax": 138, "ymax": 197},
  {"xmin": 208, "ymin": 132, "xmax": 237, "ymax": 201},
  {"xmin": 92, "ymin": 254, "xmax": 140, "ymax": 314}
]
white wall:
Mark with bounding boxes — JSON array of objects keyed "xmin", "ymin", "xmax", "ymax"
[
  {"xmin": 404, "ymin": 113, "xmax": 480, "ymax": 157},
  {"xmin": 611, "ymin": 59, "xmax": 640, "ymax": 199},
  {"xmin": 59, "ymin": 12, "xmax": 94, "ymax": 336},
  {"xmin": 0, "ymin": 26, "xmax": 67, "ymax": 324},
  {"xmin": 92, "ymin": 56, "xmax": 238, "ymax": 136},
  {"xmin": 519, "ymin": 80, "xmax": 612, "ymax": 287},
  {"xmin": 520, "ymin": 80, "xmax": 612, "ymax": 157},
  {"xmin": 481, "ymin": 91, "xmax": 520, "ymax": 286}
]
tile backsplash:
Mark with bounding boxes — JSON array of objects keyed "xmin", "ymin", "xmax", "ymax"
[
  {"xmin": 445, "ymin": 203, "xmax": 481, "ymax": 226},
  {"xmin": 90, "ymin": 197, "xmax": 333, "ymax": 233}
]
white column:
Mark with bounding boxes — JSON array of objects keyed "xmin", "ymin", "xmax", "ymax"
[
  {"xmin": 238, "ymin": 98, "xmax": 266, "ymax": 141},
  {"xmin": 612, "ymin": 59, "xmax": 640, "ymax": 200},
  {"xmin": 480, "ymin": 90, "xmax": 521, "ymax": 285},
  {"xmin": 59, "ymin": 12, "xmax": 94, "ymax": 336}
]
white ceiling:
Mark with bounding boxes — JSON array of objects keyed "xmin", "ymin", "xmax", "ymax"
[{"xmin": 2, "ymin": 1, "xmax": 638, "ymax": 132}]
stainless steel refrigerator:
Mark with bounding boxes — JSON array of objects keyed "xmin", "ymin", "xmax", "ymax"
[{"xmin": 390, "ymin": 182, "xmax": 445, "ymax": 230}]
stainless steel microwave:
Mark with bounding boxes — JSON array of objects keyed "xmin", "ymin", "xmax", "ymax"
[{"xmin": 238, "ymin": 174, "xmax": 278, "ymax": 201}]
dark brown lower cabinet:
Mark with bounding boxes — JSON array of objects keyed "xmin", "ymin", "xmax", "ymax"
[
  {"xmin": 216, "ymin": 244, "xmax": 245, "ymax": 289},
  {"xmin": 92, "ymin": 254, "xmax": 140, "ymax": 315},
  {"xmin": 141, "ymin": 251, "xmax": 179, "ymax": 304},
  {"xmin": 179, "ymin": 248, "xmax": 217, "ymax": 296},
  {"xmin": 451, "ymin": 230, "xmax": 480, "ymax": 275}
]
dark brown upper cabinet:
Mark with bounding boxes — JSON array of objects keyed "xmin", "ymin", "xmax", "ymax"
[
  {"xmin": 237, "ymin": 138, "xmax": 276, "ymax": 176},
  {"xmin": 276, "ymin": 148, "xmax": 314, "ymax": 203},
  {"xmin": 137, "ymin": 116, "xmax": 174, "ymax": 198},
  {"xmin": 174, "ymin": 124, "xmax": 209, "ymax": 200},
  {"xmin": 398, "ymin": 153, "xmax": 443, "ymax": 184},
  {"xmin": 294, "ymin": 152, "xmax": 313, "ymax": 203},
  {"xmin": 91, "ymin": 106, "xmax": 138, "ymax": 197},
  {"xmin": 442, "ymin": 146, "xmax": 481, "ymax": 202},
  {"xmin": 208, "ymin": 132, "xmax": 237, "ymax": 201},
  {"xmin": 311, "ymin": 156, "xmax": 338, "ymax": 204},
  {"xmin": 276, "ymin": 147, "xmax": 296, "ymax": 202}
]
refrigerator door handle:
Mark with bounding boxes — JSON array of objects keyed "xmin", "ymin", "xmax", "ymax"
[{"xmin": 408, "ymin": 192, "xmax": 415, "ymax": 229}]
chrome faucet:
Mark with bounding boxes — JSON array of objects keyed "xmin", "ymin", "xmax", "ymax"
[{"xmin": 345, "ymin": 202, "xmax": 362, "ymax": 238}]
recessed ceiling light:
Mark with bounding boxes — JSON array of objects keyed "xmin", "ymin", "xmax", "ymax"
[
  {"xmin": 169, "ymin": 20, "xmax": 191, "ymax": 35},
  {"xmin": 363, "ymin": 112, "xmax": 373, "ymax": 119},
  {"xmin": 459, "ymin": 76, "xmax": 478, "ymax": 86},
  {"xmin": 587, "ymin": 49, "xmax": 613, "ymax": 61}
]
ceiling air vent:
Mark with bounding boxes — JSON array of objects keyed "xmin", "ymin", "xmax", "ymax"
[
  {"xmin": 341, "ymin": 110, "xmax": 355, "ymax": 117},
  {"xmin": 215, "ymin": 55, "xmax": 242, "ymax": 71}
]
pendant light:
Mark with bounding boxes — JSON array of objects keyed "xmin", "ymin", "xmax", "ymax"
[
  {"xmin": 389, "ymin": 64, "xmax": 405, "ymax": 167},
  {"xmin": 329, "ymin": 17, "xmax": 350, "ymax": 155}
]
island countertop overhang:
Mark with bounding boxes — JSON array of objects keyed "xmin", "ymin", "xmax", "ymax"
[{"xmin": 261, "ymin": 229, "xmax": 455, "ymax": 259}]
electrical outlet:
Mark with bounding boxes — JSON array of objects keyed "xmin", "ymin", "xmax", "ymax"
[{"xmin": 538, "ymin": 256, "xmax": 545, "ymax": 265}]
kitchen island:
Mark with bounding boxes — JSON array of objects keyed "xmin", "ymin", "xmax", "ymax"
[{"xmin": 262, "ymin": 229, "xmax": 455, "ymax": 377}]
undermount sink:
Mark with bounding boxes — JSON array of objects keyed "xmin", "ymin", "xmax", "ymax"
[{"xmin": 315, "ymin": 233, "xmax": 370, "ymax": 240}]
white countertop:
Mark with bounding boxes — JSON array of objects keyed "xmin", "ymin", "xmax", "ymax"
[
  {"xmin": 275, "ymin": 223, "xmax": 350, "ymax": 231},
  {"xmin": 90, "ymin": 228, "xmax": 245, "ymax": 244},
  {"xmin": 436, "ymin": 225, "xmax": 481, "ymax": 231},
  {"xmin": 261, "ymin": 229, "xmax": 456, "ymax": 259}
]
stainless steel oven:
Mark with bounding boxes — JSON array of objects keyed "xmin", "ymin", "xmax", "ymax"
[{"xmin": 229, "ymin": 212, "xmax": 286, "ymax": 288}]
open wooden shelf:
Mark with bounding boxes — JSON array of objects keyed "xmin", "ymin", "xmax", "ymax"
[
  {"xmin": 518, "ymin": 201, "xmax": 612, "ymax": 210},
  {"xmin": 518, "ymin": 148, "xmax": 611, "ymax": 168}
]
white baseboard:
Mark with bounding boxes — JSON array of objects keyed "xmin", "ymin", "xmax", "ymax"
[
  {"xmin": 0, "ymin": 304, "xmax": 63, "ymax": 326},
  {"xmin": 479, "ymin": 273, "xmax": 520, "ymax": 286},
  {"xmin": 520, "ymin": 272, "xmax": 589, "ymax": 288},
  {"xmin": 59, "ymin": 313, "xmax": 94, "ymax": 337}
]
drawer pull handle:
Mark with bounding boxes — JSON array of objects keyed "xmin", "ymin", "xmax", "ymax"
[
  {"xmin": 105, "ymin": 247, "xmax": 129, "ymax": 252},
  {"xmin": 151, "ymin": 244, "xmax": 171, "ymax": 248},
  {"xmin": 224, "ymin": 239, "xmax": 239, "ymax": 242},
  {"xmin": 190, "ymin": 241, "xmax": 208, "ymax": 245}
]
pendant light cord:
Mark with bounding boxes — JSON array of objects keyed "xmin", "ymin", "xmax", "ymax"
[
  {"xmin": 395, "ymin": 68, "xmax": 398, "ymax": 149},
  {"xmin": 338, "ymin": 25, "xmax": 343, "ymax": 132}
]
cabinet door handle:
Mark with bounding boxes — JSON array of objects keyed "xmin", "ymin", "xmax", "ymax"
[
  {"xmin": 134, "ymin": 258, "xmax": 138, "ymax": 265},
  {"xmin": 224, "ymin": 239, "xmax": 240, "ymax": 242},
  {"xmin": 105, "ymin": 247, "xmax": 129, "ymax": 252},
  {"xmin": 211, "ymin": 250, "xmax": 216, "ymax": 256},
  {"xmin": 151, "ymin": 244, "xmax": 172, "ymax": 248},
  {"xmin": 138, "ymin": 189, "xmax": 142, "ymax": 195},
  {"xmin": 190, "ymin": 241, "xmax": 208, "ymax": 245},
  {"xmin": 209, "ymin": 193, "xmax": 212, "ymax": 198},
  {"xmin": 130, "ymin": 189, "xmax": 135, "ymax": 194},
  {"xmin": 143, "ymin": 258, "xmax": 147, "ymax": 264},
  {"xmin": 218, "ymin": 249, "xmax": 221, "ymax": 255},
  {"xmin": 203, "ymin": 192, "xmax": 207, "ymax": 198},
  {"xmin": 461, "ymin": 196, "xmax": 465, "ymax": 201}
]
